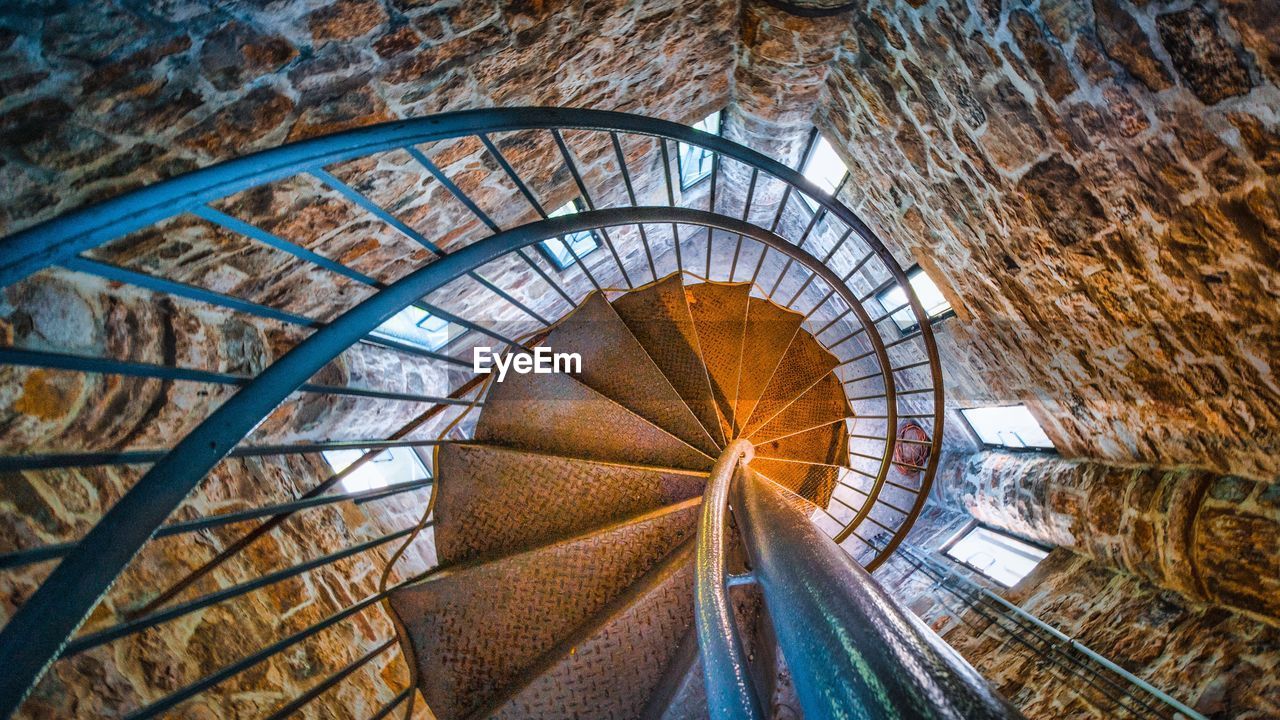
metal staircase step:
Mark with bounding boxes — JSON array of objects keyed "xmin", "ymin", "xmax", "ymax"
[
  {"xmin": 543, "ymin": 292, "xmax": 719, "ymax": 456},
  {"xmin": 752, "ymin": 457, "xmax": 840, "ymax": 508},
  {"xmin": 388, "ymin": 500, "xmax": 700, "ymax": 720},
  {"xmin": 739, "ymin": 330, "xmax": 839, "ymax": 438},
  {"xmin": 748, "ymin": 372, "xmax": 851, "ymax": 445},
  {"xmin": 754, "ymin": 421, "xmax": 849, "ymax": 468},
  {"xmin": 611, "ymin": 274, "xmax": 726, "ymax": 449},
  {"xmin": 684, "ymin": 282, "xmax": 751, "ymax": 440},
  {"xmin": 732, "ymin": 297, "xmax": 803, "ymax": 438},
  {"xmin": 475, "ymin": 367, "xmax": 713, "ymax": 471},
  {"xmin": 434, "ymin": 443, "xmax": 705, "ymax": 565},
  {"xmin": 480, "ymin": 542, "xmax": 697, "ymax": 720}
]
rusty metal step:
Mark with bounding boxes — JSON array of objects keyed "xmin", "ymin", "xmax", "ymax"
[
  {"xmin": 752, "ymin": 457, "xmax": 840, "ymax": 508},
  {"xmin": 739, "ymin": 329, "xmax": 839, "ymax": 438},
  {"xmin": 611, "ymin": 274, "xmax": 726, "ymax": 449},
  {"xmin": 389, "ymin": 500, "xmax": 700, "ymax": 720},
  {"xmin": 684, "ymin": 282, "xmax": 750, "ymax": 440},
  {"xmin": 732, "ymin": 297, "xmax": 803, "ymax": 438},
  {"xmin": 748, "ymin": 372, "xmax": 851, "ymax": 445},
  {"xmin": 478, "ymin": 542, "xmax": 697, "ymax": 720},
  {"xmin": 475, "ymin": 367, "xmax": 713, "ymax": 471},
  {"xmin": 544, "ymin": 291, "xmax": 720, "ymax": 456},
  {"xmin": 434, "ymin": 443, "xmax": 706, "ymax": 565},
  {"xmin": 754, "ymin": 421, "xmax": 849, "ymax": 468}
]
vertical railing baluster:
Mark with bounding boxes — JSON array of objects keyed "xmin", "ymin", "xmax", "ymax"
[
  {"xmin": 550, "ymin": 129, "xmax": 633, "ymax": 289},
  {"xmin": 728, "ymin": 168, "xmax": 758, "ymax": 282},
  {"xmin": 659, "ymin": 138, "xmax": 684, "ymax": 278},
  {"xmin": 480, "ymin": 132, "xmax": 600, "ymax": 296},
  {"xmin": 610, "ymin": 132, "xmax": 658, "ymax": 282},
  {"xmin": 706, "ymin": 151, "xmax": 719, "ymax": 279},
  {"xmin": 407, "ymin": 145, "xmax": 577, "ymax": 308}
]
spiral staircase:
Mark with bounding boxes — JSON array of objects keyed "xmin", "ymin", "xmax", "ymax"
[{"xmin": 0, "ymin": 108, "xmax": 1019, "ymax": 719}]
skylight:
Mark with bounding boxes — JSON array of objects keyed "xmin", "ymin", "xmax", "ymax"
[
  {"xmin": 677, "ymin": 111, "xmax": 722, "ymax": 190},
  {"xmin": 370, "ymin": 305, "xmax": 451, "ymax": 352},
  {"xmin": 959, "ymin": 404, "xmax": 1056, "ymax": 451},
  {"xmin": 322, "ymin": 446, "xmax": 431, "ymax": 493},
  {"xmin": 945, "ymin": 525, "xmax": 1049, "ymax": 587},
  {"xmin": 800, "ymin": 134, "xmax": 848, "ymax": 210},
  {"xmin": 874, "ymin": 266, "xmax": 953, "ymax": 333},
  {"xmin": 538, "ymin": 199, "xmax": 600, "ymax": 270}
]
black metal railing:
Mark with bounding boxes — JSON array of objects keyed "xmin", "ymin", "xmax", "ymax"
[{"xmin": 0, "ymin": 107, "xmax": 944, "ymax": 718}]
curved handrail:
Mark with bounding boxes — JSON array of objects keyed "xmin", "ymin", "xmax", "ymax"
[
  {"xmin": 732, "ymin": 467, "xmax": 1024, "ymax": 719},
  {"xmin": 0, "ymin": 107, "xmax": 946, "ymax": 717},
  {"xmin": 694, "ymin": 440, "xmax": 762, "ymax": 720},
  {"xmin": 0, "ymin": 205, "xmax": 897, "ymax": 716}
]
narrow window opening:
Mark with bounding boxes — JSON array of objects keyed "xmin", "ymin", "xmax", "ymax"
[
  {"xmin": 800, "ymin": 134, "xmax": 849, "ymax": 211},
  {"xmin": 874, "ymin": 265, "xmax": 954, "ymax": 333},
  {"xmin": 370, "ymin": 305, "xmax": 452, "ymax": 352},
  {"xmin": 322, "ymin": 446, "xmax": 431, "ymax": 493},
  {"xmin": 676, "ymin": 111, "xmax": 722, "ymax": 190},
  {"xmin": 945, "ymin": 525, "xmax": 1049, "ymax": 587},
  {"xmin": 538, "ymin": 198, "xmax": 601, "ymax": 270},
  {"xmin": 959, "ymin": 404, "xmax": 1056, "ymax": 451}
]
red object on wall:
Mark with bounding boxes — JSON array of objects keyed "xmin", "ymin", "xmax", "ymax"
[{"xmin": 893, "ymin": 423, "xmax": 931, "ymax": 474}]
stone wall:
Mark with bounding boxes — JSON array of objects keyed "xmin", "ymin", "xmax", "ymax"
[
  {"xmin": 935, "ymin": 449, "xmax": 1280, "ymax": 625},
  {"xmin": 813, "ymin": 0, "xmax": 1280, "ymax": 480},
  {"xmin": 873, "ymin": 505, "xmax": 1280, "ymax": 719}
]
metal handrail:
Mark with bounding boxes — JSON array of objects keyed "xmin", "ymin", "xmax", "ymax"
[
  {"xmin": 0, "ymin": 108, "xmax": 945, "ymax": 717},
  {"xmin": 701, "ymin": 465, "xmax": 1024, "ymax": 719},
  {"xmin": 694, "ymin": 440, "xmax": 763, "ymax": 719}
]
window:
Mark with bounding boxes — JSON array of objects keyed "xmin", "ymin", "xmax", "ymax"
[
  {"xmin": 945, "ymin": 525, "xmax": 1049, "ymax": 587},
  {"xmin": 800, "ymin": 134, "xmax": 848, "ymax": 211},
  {"xmin": 370, "ymin": 305, "xmax": 451, "ymax": 352},
  {"xmin": 874, "ymin": 265, "xmax": 954, "ymax": 333},
  {"xmin": 538, "ymin": 199, "xmax": 600, "ymax": 270},
  {"xmin": 677, "ymin": 111, "xmax": 722, "ymax": 190},
  {"xmin": 322, "ymin": 446, "xmax": 430, "ymax": 493},
  {"xmin": 959, "ymin": 404, "xmax": 1056, "ymax": 451}
]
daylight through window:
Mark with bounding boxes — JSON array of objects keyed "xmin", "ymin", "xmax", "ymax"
[
  {"xmin": 945, "ymin": 525, "xmax": 1049, "ymax": 587},
  {"xmin": 959, "ymin": 404, "xmax": 1056, "ymax": 450},
  {"xmin": 322, "ymin": 446, "xmax": 431, "ymax": 493},
  {"xmin": 538, "ymin": 199, "xmax": 601, "ymax": 270},
  {"xmin": 677, "ymin": 111, "xmax": 722, "ymax": 190}
]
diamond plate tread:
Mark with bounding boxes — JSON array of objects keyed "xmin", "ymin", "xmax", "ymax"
[
  {"xmin": 749, "ymin": 372, "xmax": 851, "ymax": 445},
  {"xmin": 482, "ymin": 543, "xmax": 697, "ymax": 720},
  {"xmin": 640, "ymin": 627, "xmax": 701, "ymax": 720},
  {"xmin": 684, "ymin": 282, "xmax": 750, "ymax": 440},
  {"xmin": 732, "ymin": 298, "xmax": 803, "ymax": 438},
  {"xmin": 740, "ymin": 328, "xmax": 840, "ymax": 438},
  {"xmin": 650, "ymin": 584, "xmax": 764, "ymax": 720},
  {"xmin": 751, "ymin": 457, "xmax": 839, "ymax": 508},
  {"xmin": 390, "ymin": 500, "xmax": 700, "ymax": 720},
  {"xmin": 754, "ymin": 421, "xmax": 849, "ymax": 468},
  {"xmin": 434, "ymin": 443, "xmax": 706, "ymax": 565},
  {"xmin": 543, "ymin": 291, "xmax": 719, "ymax": 456},
  {"xmin": 612, "ymin": 274, "xmax": 726, "ymax": 449},
  {"xmin": 475, "ymin": 367, "xmax": 713, "ymax": 471}
]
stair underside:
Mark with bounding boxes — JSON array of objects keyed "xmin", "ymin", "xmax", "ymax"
[
  {"xmin": 389, "ymin": 500, "xmax": 699, "ymax": 720},
  {"xmin": 406, "ymin": 274, "xmax": 861, "ymax": 719}
]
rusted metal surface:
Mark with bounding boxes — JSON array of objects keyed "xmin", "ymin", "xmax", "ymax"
[
  {"xmin": 482, "ymin": 542, "xmax": 698, "ymax": 720},
  {"xmin": 476, "ymin": 363, "xmax": 713, "ymax": 471},
  {"xmin": 543, "ymin": 292, "xmax": 720, "ymax": 456},
  {"xmin": 685, "ymin": 283, "xmax": 751, "ymax": 437},
  {"xmin": 389, "ymin": 500, "xmax": 699, "ymax": 720},
  {"xmin": 749, "ymin": 373, "xmax": 852, "ymax": 444},
  {"xmin": 732, "ymin": 298, "xmax": 804, "ymax": 437},
  {"xmin": 612, "ymin": 274, "xmax": 727, "ymax": 449},
  {"xmin": 739, "ymin": 329, "xmax": 839, "ymax": 438},
  {"xmin": 434, "ymin": 443, "xmax": 705, "ymax": 565}
]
